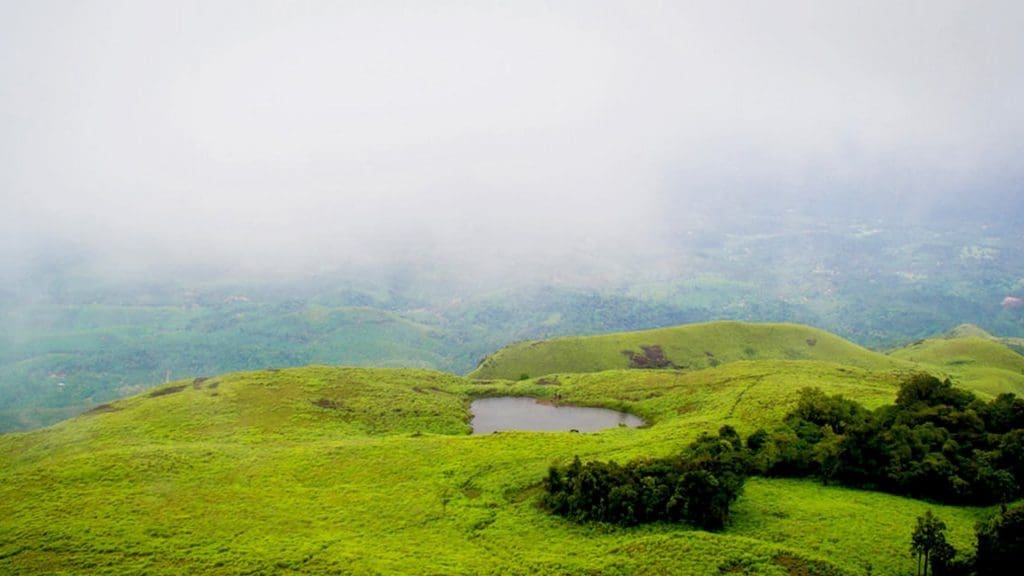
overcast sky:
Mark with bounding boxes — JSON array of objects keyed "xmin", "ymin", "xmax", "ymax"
[{"xmin": 3, "ymin": 1, "xmax": 1023, "ymax": 281}]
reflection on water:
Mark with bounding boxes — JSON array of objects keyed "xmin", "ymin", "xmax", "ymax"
[{"xmin": 470, "ymin": 397, "xmax": 645, "ymax": 435}]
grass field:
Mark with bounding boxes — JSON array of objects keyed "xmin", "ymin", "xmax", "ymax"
[
  {"xmin": 468, "ymin": 321, "xmax": 906, "ymax": 380},
  {"xmin": 472, "ymin": 320, "xmax": 1024, "ymax": 399},
  {"xmin": 1, "ymin": 340, "xmax": 1012, "ymax": 575},
  {"xmin": 889, "ymin": 335, "xmax": 1024, "ymax": 397}
]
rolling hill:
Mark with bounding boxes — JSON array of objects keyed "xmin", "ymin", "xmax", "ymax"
[
  {"xmin": 889, "ymin": 332, "xmax": 1024, "ymax": 397},
  {"xmin": 0, "ymin": 303, "xmax": 449, "ymax": 432},
  {"xmin": 1, "ymin": 321, "xmax": 1020, "ymax": 574},
  {"xmin": 468, "ymin": 321, "xmax": 905, "ymax": 381},
  {"xmin": 471, "ymin": 320, "xmax": 1024, "ymax": 398}
]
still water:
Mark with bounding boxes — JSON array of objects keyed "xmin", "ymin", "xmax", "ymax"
[{"xmin": 470, "ymin": 397, "xmax": 645, "ymax": 435}]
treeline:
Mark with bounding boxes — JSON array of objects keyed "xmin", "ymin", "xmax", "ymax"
[
  {"xmin": 542, "ymin": 374, "xmax": 1023, "ymax": 532},
  {"xmin": 974, "ymin": 503, "xmax": 1024, "ymax": 575},
  {"xmin": 542, "ymin": 426, "xmax": 749, "ymax": 530},
  {"xmin": 750, "ymin": 374, "xmax": 1024, "ymax": 505}
]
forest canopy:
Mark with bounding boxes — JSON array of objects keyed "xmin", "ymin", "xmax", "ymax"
[
  {"xmin": 751, "ymin": 374, "xmax": 1024, "ymax": 505},
  {"xmin": 544, "ymin": 374, "xmax": 1024, "ymax": 532}
]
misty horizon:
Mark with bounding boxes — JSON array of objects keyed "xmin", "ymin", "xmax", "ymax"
[
  {"xmin": 4, "ymin": 1, "xmax": 1023, "ymax": 286},
  {"xmin": 2, "ymin": 1, "xmax": 1024, "ymax": 438}
]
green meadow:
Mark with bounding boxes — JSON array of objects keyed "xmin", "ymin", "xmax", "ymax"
[
  {"xmin": 1, "ymin": 322, "xmax": 1020, "ymax": 575},
  {"xmin": 889, "ymin": 333, "xmax": 1024, "ymax": 397},
  {"xmin": 469, "ymin": 321, "xmax": 907, "ymax": 380}
]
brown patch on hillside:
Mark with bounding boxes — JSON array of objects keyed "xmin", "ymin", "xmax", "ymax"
[
  {"xmin": 149, "ymin": 385, "xmax": 187, "ymax": 398},
  {"xmin": 623, "ymin": 345, "xmax": 674, "ymax": 369},
  {"xmin": 413, "ymin": 386, "xmax": 454, "ymax": 396},
  {"xmin": 536, "ymin": 377, "xmax": 560, "ymax": 386},
  {"xmin": 84, "ymin": 403, "xmax": 121, "ymax": 415},
  {"xmin": 806, "ymin": 338, "xmax": 817, "ymax": 347},
  {"xmin": 312, "ymin": 398, "xmax": 339, "ymax": 409},
  {"xmin": 192, "ymin": 376, "xmax": 209, "ymax": 389}
]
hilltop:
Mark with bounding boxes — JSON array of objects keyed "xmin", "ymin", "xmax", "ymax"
[
  {"xmin": 890, "ymin": 332, "xmax": 1024, "ymax": 397},
  {"xmin": 471, "ymin": 320, "xmax": 1024, "ymax": 398},
  {"xmin": 1, "ymin": 321, "xmax": 1020, "ymax": 574},
  {"xmin": 469, "ymin": 321, "xmax": 902, "ymax": 380}
]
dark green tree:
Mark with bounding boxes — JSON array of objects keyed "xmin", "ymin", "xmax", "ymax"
[
  {"xmin": 896, "ymin": 374, "xmax": 972, "ymax": 412},
  {"xmin": 761, "ymin": 379, "xmax": 1024, "ymax": 505},
  {"xmin": 910, "ymin": 510, "xmax": 949, "ymax": 576},
  {"xmin": 541, "ymin": 427, "xmax": 749, "ymax": 530},
  {"xmin": 975, "ymin": 504, "xmax": 1024, "ymax": 576}
]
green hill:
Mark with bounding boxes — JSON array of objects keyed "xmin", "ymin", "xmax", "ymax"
[
  {"xmin": 0, "ymin": 359, "xmax": 1002, "ymax": 575},
  {"xmin": 943, "ymin": 323, "xmax": 997, "ymax": 340},
  {"xmin": 469, "ymin": 321, "xmax": 903, "ymax": 380},
  {"xmin": 889, "ymin": 335, "xmax": 1024, "ymax": 397},
  {"xmin": 0, "ymin": 303, "xmax": 450, "ymax": 432}
]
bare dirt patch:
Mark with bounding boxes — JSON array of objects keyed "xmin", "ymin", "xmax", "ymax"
[
  {"xmin": 192, "ymin": 377, "xmax": 209, "ymax": 389},
  {"xmin": 623, "ymin": 345, "xmax": 675, "ymax": 369},
  {"xmin": 84, "ymin": 403, "xmax": 121, "ymax": 415},
  {"xmin": 149, "ymin": 385, "xmax": 187, "ymax": 398},
  {"xmin": 312, "ymin": 398, "xmax": 339, "ymax": 409}
]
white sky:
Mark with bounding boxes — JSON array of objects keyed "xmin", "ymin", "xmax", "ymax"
[{"xmin": 2, "ymin": 1, "xmax": 1022, "ymax": 278}]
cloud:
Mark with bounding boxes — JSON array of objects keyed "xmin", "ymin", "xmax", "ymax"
[{"xmin": 2, "ymin": 1, "xmax": 1022, "ymax": 280}]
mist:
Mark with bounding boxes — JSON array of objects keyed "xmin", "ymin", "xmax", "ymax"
[{"xmin": 3, "ymin": 0, "xmax": 1022, "ymax": 289}]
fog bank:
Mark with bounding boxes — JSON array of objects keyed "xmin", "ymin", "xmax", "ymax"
[{"xmin": 3, "ymin": 1, "xmax": 1022, "ymax": 284}]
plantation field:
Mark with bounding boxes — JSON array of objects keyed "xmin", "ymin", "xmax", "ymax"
[{"xmin": 0, "ymin": 359, "xmax": 1007, "ymax": 575}]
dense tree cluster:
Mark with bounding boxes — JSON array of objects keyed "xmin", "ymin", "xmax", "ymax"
[
  {"xmin": 542, "ymin": 426, "xmax": 749, "ymax": 530},
  {"xmin": 974, "ymin": 503, "xmax": 1024, "ymax": 575},
  {"xmin": 750, "ymin": 374, "xmax": 1024, "ymax": 505}
]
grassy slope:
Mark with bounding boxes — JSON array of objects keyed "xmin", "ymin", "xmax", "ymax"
[
  {"xmin": 943, "ymin": 323, "xmax": 1024, "ymax": 353},
  {"xmin": 471, "ymin": 320, "xmax": 1024, "ymax": 399},
  {"xmin": 0, "ymin": 363, "xmax": 1002, "ymax": 575},
  {"xmin": 0, "ymin": 303, "xmax": 448, "ymax": 432},
  {"xmin": 889, "ymin": 336, "xmax": 1024, "ymax": 397},
  {"xmin": 468, "ymin": 321, "xmax": 904, "ymax": 380}
]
